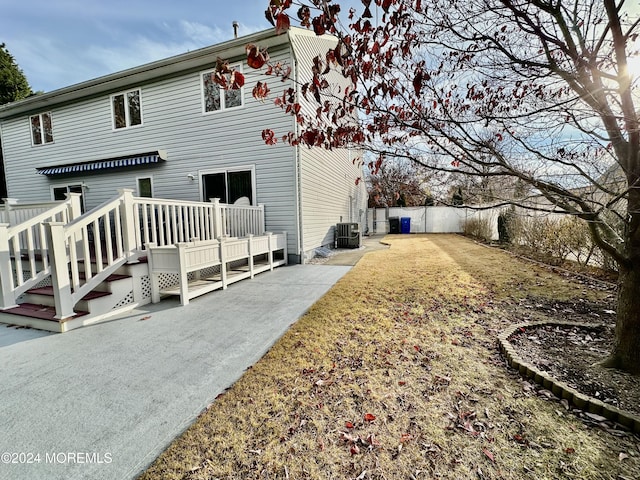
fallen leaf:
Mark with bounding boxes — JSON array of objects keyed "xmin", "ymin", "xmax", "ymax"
[
  {"xmin": 400, "ymin": 433, "xmax": 413, "ymax": 443},
  {"xmin": 364, "ymin": 413, "xmax": 376, "ymax": 422},
  {"xmin": 366, "ymin": 433, "xmax": 381, "ymax": 448},
  {"xmin": 398, "ymin": 381, "xmax": 406, "ymax": 386},
  {"xmin": 345, "ymin": 421, "xmax": 354, "ymax": 429},
  {"xmin": 139, "ymin": 315, "xmax": 151, "ymax": 321},
  {"xmin": 565, "ymin": 447, "xmax": 575, "ymax": 454},
  {"xmin": 483, "ymin": 448, "xmax": 495, "ymax": 463},
  {"xmin": 350, "ymin": 444, "xmax": 360, "ymax": 455},
  {"xmin": 339, "ymin": 432, "xmax": 359, "ymax": 443},
  {"xmin": 513, "ymin": 434, "xmax": 528, "ymax": 445}
]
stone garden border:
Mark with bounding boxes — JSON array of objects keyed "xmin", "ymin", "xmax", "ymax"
[{"xmin": 498, "ymin": 320, "xmax": 640, "ymax": 434}]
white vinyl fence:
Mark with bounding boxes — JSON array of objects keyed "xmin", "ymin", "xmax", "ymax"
[{"xmin": 367, "ymin": 206, "xmax": 501, "ymax": 239}]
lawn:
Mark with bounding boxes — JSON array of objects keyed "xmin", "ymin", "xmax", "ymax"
[{"xmin": 139, "ymin": 234, "xmax": 639, "ymax": 480}]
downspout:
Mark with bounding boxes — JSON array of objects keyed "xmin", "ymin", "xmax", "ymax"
[{"xmin": 289, "ymin": 31, "xmax": 304, "ymax": 263}]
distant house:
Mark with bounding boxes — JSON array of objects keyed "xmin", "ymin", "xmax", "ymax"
[{"xmin": 0, "ymin": 27, "xmax": 366, "ymax": 264}]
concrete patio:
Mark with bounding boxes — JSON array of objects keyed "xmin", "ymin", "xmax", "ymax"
[{"xmin": 0, "ymin": 264, "xmax": 351, "ymax": 480}]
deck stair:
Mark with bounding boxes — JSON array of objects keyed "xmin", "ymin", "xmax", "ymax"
[{"xmin": 1, "ymin": 268, "xmax": 137, "ymax": 332}]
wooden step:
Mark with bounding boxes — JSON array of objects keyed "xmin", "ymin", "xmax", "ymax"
[
  {"xmin": 76, "ymin": 273, "xmax": 132, "ymax": 282},
  {"xmin": 26, "ymin": 286, "xmax": 112, "ymax": 301},
  {"xmin": 2, "ymin": 303, "xmax": 88, "ymax": 322}
]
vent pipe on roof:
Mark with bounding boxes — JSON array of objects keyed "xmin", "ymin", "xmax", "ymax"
[{"xmin": 233, "ymin": 21, "xmax": 239, "ymax": 38}]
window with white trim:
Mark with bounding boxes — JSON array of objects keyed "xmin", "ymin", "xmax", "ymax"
[
  {"xmin": 111, "ymin": 89, "xmax": 142, "ymax": 129},
  {"xmin": 200, "ymin": 168, "xmax": 254, "ymax": 205},
  {"xmin": 30, "ymin": 112, "xmax": 54, "ymax": 145},
  {"xmin": 137, "ymin": 176, "xmax": 153, "ymax": 198},
  {"xmin": 201, "ymin": 66, "xmax": 243, "ymax": 113}
]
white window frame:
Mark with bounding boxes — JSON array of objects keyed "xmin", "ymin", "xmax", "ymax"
[
  {"xmin": 198, "ymin": 165, "xmax": 256, "ymax": 205},
  {"xmin": 136, "ymin": 176, "xmax": 154, "ymax": 198},
  {"xmin": 110, "ymin": 88, "xmax": 143, "ymax": 130},
  {"xmin": 30, "ymin": 112, "xmax": 54, "ymax": 146},
  {"xmin": 200, "ymin": 65, "xmax": 244, "ymax": 114}
]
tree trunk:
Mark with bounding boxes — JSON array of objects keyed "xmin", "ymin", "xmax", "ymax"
[
  {"xmin": 601, "ymin": 183, "xmax": 640, "ymax": 374},
  {"xmin": 605, "ymin": 264, "xmax": 640, "ymax": 374}
]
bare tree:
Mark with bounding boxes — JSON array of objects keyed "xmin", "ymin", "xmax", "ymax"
[
  {"xmin": 209, "ymin": 0, "xmax": 640, "ymax": 372},
  {"xmin": 367, "ymin": 160, "xmax": 435, "ymax": 207}
]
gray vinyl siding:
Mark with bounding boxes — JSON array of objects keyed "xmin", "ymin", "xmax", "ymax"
[
  {"xmin": 0, "ymin": 43, "xmax": 300, "ymax": 255},
  {"xmin": 290, "ymin": 32, "xmax": 367, "ymax": 257},
  {"xmin": 299, "ymin": 146, "xmax": 367, "ymax": 255}
]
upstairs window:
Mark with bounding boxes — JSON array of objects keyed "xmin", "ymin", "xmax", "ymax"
[
  {"xmin": 30, "ymin": 112, "xmax": 54, "ymax": 145},
  {"xmin": 201, "ymin": 66, "xmax": 243, "ymax": 113},
  {"xmin": 112, "ymin": 89, "xmax": 142, "ymax": 129}
]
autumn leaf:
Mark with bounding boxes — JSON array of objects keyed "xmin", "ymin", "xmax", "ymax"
[
  {"xmin": 262, "ymin": 129, "xmax": 277, "ymax": 145},
  {"xmin": 312, "ymin": 15, "xmax": 327, "ymax": 36},
  {"xmin": 230, "ymin": 70, "xmax": 245, "ymax": 89},
  {"xmin": 252, "ymin": 81, "xmax": 270, "ymax": 101},
  {"xmin": 339, "ymin": 431, "xmax": 359, "ymax": 443},
  {"xmin": 364, "ymin": 413, "xmax": 376, "ymax": 422},
  {"xmin": 565, "ymin": 447, "xmax": 575, "ymax": 454},
  {"xmin": 350, "ymin": 444, "xmax": 360, "ymax": 455},
  {"xmin": 275, "ymin": 12, "xmax": 291, "ymax": 35},
  {"xmin": 483, "ymin": 448, "xmax": 495, "ymax": 463},
  {"xmin": 246, "ymin": 44, "xmax": 269, "ymax": 69},
  {"xmin": 413, "ymin": 70, "xmax": 423, "ymax": 96}
]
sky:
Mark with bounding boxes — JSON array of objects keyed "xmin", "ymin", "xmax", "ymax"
[{"xmin": 0, "ymin": 0, "xmax": 285, "ymax": 93}]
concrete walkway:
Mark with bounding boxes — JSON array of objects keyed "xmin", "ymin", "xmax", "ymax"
[
  {"xmin": 0, "ymin": 264, "xmax": 351, "ymax": 480},
  {"xmin": 311, "ymin": 234, "xmax": 389, "ymax": 266}
]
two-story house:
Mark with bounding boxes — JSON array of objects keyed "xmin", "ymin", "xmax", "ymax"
[{"xmin": 0, "ymin": 27, "xmax": 366, "ymax": 265}]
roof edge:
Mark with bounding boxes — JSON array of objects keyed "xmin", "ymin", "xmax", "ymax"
[{"xmin": 0, "ymin": 27, "xmax": 296, "ymax": 119}]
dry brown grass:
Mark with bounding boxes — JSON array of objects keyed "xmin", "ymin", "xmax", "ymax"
[{"xmin": 139, "ymin": 234, "xmax": 639, "ymax": 480}]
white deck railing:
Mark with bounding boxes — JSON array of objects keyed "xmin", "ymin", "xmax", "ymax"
[
  {"xmin": 0, "ymin": 194, "xmax": 83, "ymax": 309},
  {"xmin": 132, "ymin": 197, "xmax": 266, "ymax": 247},
  {"xmin": 0, "ymin": 189, "xmax": 268, "ymax": 318},
  {"xmin": 0, "ymin": 198, "xmax": 71, "ymax": 226},
  {"xmin": 220, "ymin": 203, "xmax": 265, "ymax": 238}
]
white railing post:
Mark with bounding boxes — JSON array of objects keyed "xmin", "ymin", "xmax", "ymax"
[
  {"xmin": 0, "ymin": 224, "xmax": 16, "ymax": 309},
  {"xmin": 118, "ymin": 189, "xmax": 138, "ymax": 261},
  {"xmin": 258, "ymin": 204, "xmax": 265, "ymax": 235},
  {"xmin": 45, "ymin": 222, "xmax": 75, "ymax": 320},
  {"xmin": 248, "ymin": 234, "xmax": 255, "ymax": 278},
  {"xmin": 220, "ymin": 236, "xmax": 228, "ymax": 289},
  {"xmin": 210, "ymin": 198, "xmax": 224, "ymax": 239},
  {"xmin": 267, "ymin": 232, "xmax": 274, "ymax": 271},
  {"xmin": 67, "ymin": 192, "xmax": 83, "ymax": 220},
  {"xmin": 2, "ymin": 198, "xmax": 17, "ymax": 225},
  {"xmin": 283, "ymin": 231, "xmax": 288, "ymax": 265}
]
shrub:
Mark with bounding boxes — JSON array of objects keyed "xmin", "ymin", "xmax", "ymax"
[
  {"xmin": 511, "ymin": 213, "xmax": 617, "ymax": 271},
  {"xmin": 463, "ymin": 216, "xmax": 492, "ymax": 241}
]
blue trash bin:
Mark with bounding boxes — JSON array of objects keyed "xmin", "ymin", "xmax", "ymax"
[{"xmin": 400, "ymin": 217, "xmax": 411, "ymax": 234}]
